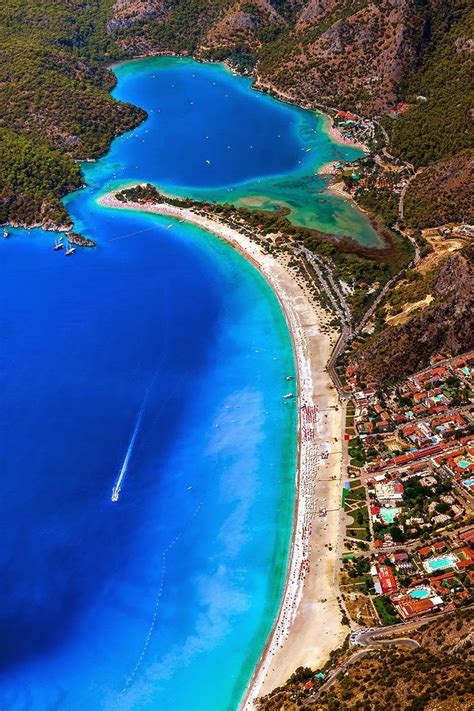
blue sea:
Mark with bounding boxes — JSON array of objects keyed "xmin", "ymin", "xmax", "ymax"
[{"xmin": 0, "ymin": 57, "xmax": 376, "ymax": 710}]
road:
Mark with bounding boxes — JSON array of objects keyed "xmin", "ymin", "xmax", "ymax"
[{"xmin": 306, "ymin": 630, "xmax": 420, "ymax": 701}]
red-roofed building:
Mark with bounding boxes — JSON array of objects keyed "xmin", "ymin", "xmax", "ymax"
[
  {"xmin": 418, "ymin": 546, "xmax": 432, "ymax": 559},
  {"xmin": 394, "ymin": 594, "xmax": 443, "ymax": 620},
  {"xmin": 433, "ymin": 541, "xmax": 447, "ymax": 553},
  {"xmin": 459, "ymin": 530, "xmax": 474, "ymax": 544},
  {"xmin": 430, "ymin": 571, "xmax": 455, "ymax": 593},
  {"xmin": 414, "ymin": 391, "xmax": 428, "ymax": 402},
  {"xmin": 335, "ymin": 111, "xmax": 359, "ymax": 121},
  {"xmin": 395, "ymin": 102, "xmax": 410, "ymax": 114},
  {"xmin": 376, "ymin": 565, "xmax": 398, "ymax": 594}
]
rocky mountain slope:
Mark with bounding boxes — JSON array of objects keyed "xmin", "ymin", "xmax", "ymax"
[
  {"xmin": 111, "ymin": 0, "xmax": 425, "ymax": 115},
  {"xmin": 258, "ymin": 608, "xmax": 474, "ymax": 711},
  {"xmin": 351, "ymin": 243, "xmax": 474, "ymax": 381}
]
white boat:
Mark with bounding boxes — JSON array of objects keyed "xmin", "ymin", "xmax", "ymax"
[
  {"xmin": 283, "ymin": 393, "xmax": 294, "ymax": 399},
  {"xmin": 65, "ymin": 244, "xmax": 76, "ymax": 256},
  {"xmin": 3, "ymin": 228, "xmax": 10, "ymax": 238},
  {"xmin": 54, "ymin": 237, "xmax": 64, "ymax": 250},
  {"xmin": 286, "ymin": 375, "xmax": 294, "ymax": 381}
]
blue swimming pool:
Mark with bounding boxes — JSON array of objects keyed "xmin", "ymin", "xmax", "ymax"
[
  {"xmin": 379, "ymin": 507, "xmax": 399, "ymax": 524},
  {"xmin": 424, "ymin": 554, "xmax": 458, "ymax": 573},
  {"xmin": 409, "ymin": 587, "xmax": 430, "ymax": 599}
]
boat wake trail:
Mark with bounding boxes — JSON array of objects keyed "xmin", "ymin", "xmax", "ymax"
[{"xmin": 111, "ymin": 390, "xmax": 150, "ymax": 502}]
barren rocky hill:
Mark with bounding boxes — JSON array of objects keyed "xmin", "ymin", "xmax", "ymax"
[{"xmin": 351, "ymin": 244, "xmax": 474, "ymax": 381}]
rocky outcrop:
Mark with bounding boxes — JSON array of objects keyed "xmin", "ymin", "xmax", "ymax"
[
  {"xmin": 351, "ymin": 246, "xmax": 474, "ymax": 381},
  {"xmin": 108, "ymin": 0, "xmax": 167, "ymax": 32},
  {"xmin": 257, "ymin": 0, "xmax": 423, "ymax": 116}
]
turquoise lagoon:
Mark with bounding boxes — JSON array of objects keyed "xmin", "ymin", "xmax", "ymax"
[{"xmin": 1, "ymin": 57, "xmax": 379, "ymax": 710}]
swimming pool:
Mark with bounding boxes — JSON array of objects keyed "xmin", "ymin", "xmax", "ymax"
[
  {"xmin": 463, "ymin": 478, "xmax": 474, "ymax": 488},
  {"xmin": 379, "ymin": 507, "xmax": 399, "ymax": 524},
  {"xmin": 409, "ymin": 587, "xmax": 431, "ymax": 599},
  {"xmin": 423, "ymin": 554, "xmax": 458, "ymax": 573},
  {"xmin": 457, "ymin": 460, "xmax": 472, "ymax": 469}
]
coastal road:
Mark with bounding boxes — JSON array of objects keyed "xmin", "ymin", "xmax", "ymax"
[
  {"xmin": 307, "ymin": 628, "xmax": 421, "ymax": 702},
  {"xmin": 353, "ymin": 626, "xmax": 420, "ymax": 648}
]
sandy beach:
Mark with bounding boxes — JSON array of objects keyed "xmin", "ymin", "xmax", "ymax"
[
  {"xmin": 325, "ymin": 116, "xmax": 368, "ymax": 153},
  {"xmin": 99, "ymin": 193, "xmax": 347, "ymax": 708}
]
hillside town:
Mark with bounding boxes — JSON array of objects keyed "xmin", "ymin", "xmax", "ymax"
[{"xmin": 340, "ymin": 350, "xmax": 473, "ymax": 628}]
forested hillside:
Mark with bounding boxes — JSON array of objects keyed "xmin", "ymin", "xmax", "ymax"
[{"xmin": 0, "ymin": 0, "xmax": 144, "ymax": 228}]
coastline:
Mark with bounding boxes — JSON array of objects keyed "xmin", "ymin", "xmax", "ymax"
[
  {"xmin": 99, "ymin": 193, "xmax": 347, "ymax": 708},
  {"xmin": 323, "ymin": 115, "xmax": 369, "ymax": 153}
]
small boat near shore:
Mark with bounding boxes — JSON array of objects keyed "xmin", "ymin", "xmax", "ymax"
[
  {"xmin": 283, "ymin": 393, "xmax": 294, "ymax": 399},
  {"xmin": 65, "ymin": 244, "xmax": 76, "ymax": 256},
  {"xmin": 3, "ymin": 228, "xmax": 10, "ymax": 238},
  {"xmin": 54, "ymin": 237, "xmax": 64, "ymax": 251}
]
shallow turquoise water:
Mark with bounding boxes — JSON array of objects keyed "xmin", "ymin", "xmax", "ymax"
[{"xmin": 1, "ymin": 56, "xmax": 377, "ymax": 710}]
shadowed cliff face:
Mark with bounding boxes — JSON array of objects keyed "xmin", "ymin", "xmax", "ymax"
[{"xmin": 351, "ymin": 246, "xmax": 474, "ymax": 381}]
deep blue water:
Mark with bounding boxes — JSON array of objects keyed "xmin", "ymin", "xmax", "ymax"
[{"xmin": 1, "ymin": 57, "xmax": 375, "ymax": 710}]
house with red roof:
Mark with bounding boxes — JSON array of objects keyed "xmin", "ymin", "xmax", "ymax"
[
  {"xmin": 417, "ymin": 546, "xmax": 432, "ymax": 559},
  {"xmin": 393, "ymin": 593, "xmax": 443, "ymax": 620},
  {"xmin": 335, "ymin": 110, "xmax": 359, "ymax": 122},
  {"xmin": 375, "ymin": 565, "xmax": 398, "ymax": 594}
]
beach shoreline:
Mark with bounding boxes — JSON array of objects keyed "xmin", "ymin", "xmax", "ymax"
[
  {"xmin": 99, "ymin": 193, "xmax": 347, "ymax": 708},
  {"xmin": 323, "ymin": 115, "xmax": 369, "ymax": 153}
]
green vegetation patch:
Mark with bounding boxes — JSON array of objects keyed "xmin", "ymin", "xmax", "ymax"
[
  {"xmin": 0, "ymin": 0, "xmax": 145, "ymax": 228},
  {"xmin": 373, "ymin": 595, "xmax": 398, "ymax": 625}
]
